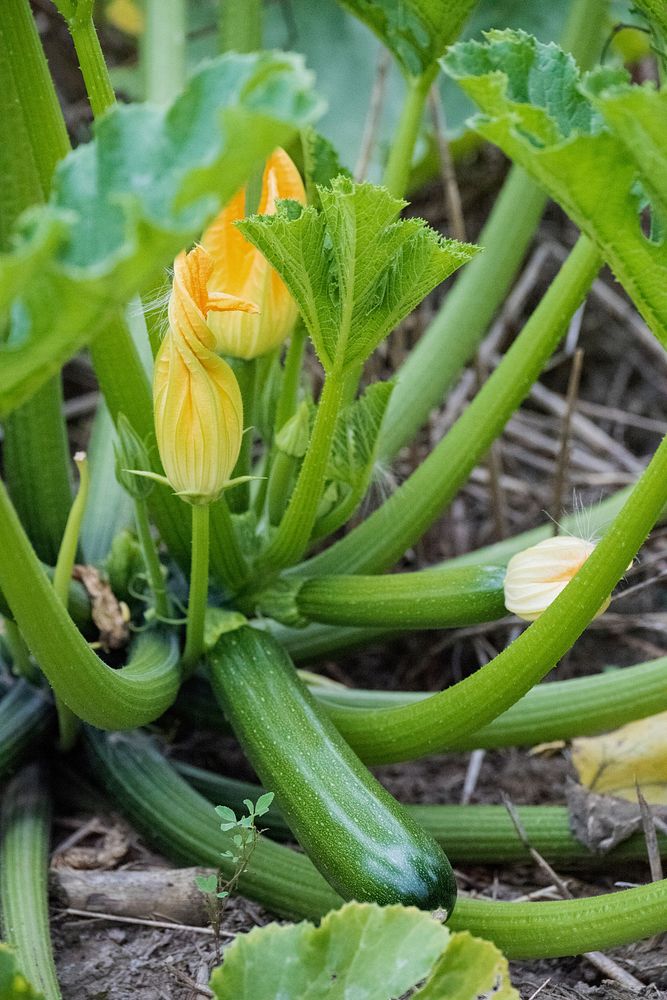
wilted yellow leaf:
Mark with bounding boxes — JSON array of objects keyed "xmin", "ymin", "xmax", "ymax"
[{"xmin": 571, "ymin": 711, "xmax": 667, "ymax": 804}]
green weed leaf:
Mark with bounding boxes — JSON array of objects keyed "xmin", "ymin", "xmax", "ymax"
[
  {"xmin": 337, "ymin": 0, "xmax": 479, "ymax": 78},
  {"xmin": 0, "ymin": 52, "xmax": 322, "ymax": 417},
  {"xmin": 195, "ymin": 873, "xmax": 219, "ymax": 895},
  {"xmin": 238, "ymin": 177, "xmax": 477, "ymax": 373},
  {"xmin": 442, "ymin": 30, "xmax": 667, "ymax": 348},
  {"xmin": 254, "ymin": 791, "xmax": 275, "ymax": 817}
]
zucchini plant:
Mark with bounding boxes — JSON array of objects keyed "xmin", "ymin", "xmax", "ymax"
[{"xmin": 0, "ymin": 0, "xmax": 666, "ymax": 993}]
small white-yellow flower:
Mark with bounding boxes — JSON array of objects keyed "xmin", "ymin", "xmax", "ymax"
[{"xmin": 503, "ymin": 535, "xmax": 611, "ymax": 622}]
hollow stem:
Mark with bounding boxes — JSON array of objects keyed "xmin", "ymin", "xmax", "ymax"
[
  {"xmin": 274, "ymin": 326, "xmax": 306, "ymax": 433},
  {"xmin": 68, "ymin": 11, "xmax": 116, "ymax": 116},
  {"xmin": 133, "ymin": 498, "xmax": 170, "ymax": 619},
  {"xmin": 321, "ymin": 431, "xmax": 667, "ymax": 763},
  {"xmin": 0, "ymin": 763, "xmax": 60, "ymax": 999},
  {"xmin": 293, "ymin": 236, "xmax": 602, "ymax": 578},
  {"xmin": 142, "ymin": 0, "xmax": 186, "ymax": 104},
  {"xmin": 88, "ymin": 726, "xmax": 667, "ymax": 959},
  {"xmin": 382, "ymin": 70, "xmax": 434, "ymax": 198},
  {"xmin": 0, "ymin": 477, "xmax": 180, "ymax": 729},
  {"xmin": 220, "ymin": 0, "xmax": 262, "ymax": 53},
  {"xmin": 2, "ymin": 618, "xmax": 36, "ymax": 682},
  {"xmin": 182, "ymin": 504, "xmax": 210, "ymax": 677},
  {"xmin": 379, "ymin": 0, "xmax": 610, "ymax": 459},
  {"xmin": 209, "ymin": 495, "xmax": 249, "ymax": 592},
  {"xmin": 259, "ymin": 369, "xmax": 346, "ymax": 572},
  {"xmin": 176, "ymin": 759, "xmax": 666, "ymax": 869},
  {"xmin": 53, "ymin": 453, "xmax": 90, "ymax": 750}
]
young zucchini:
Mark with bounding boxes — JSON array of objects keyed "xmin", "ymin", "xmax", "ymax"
[{"xmin": 208, "ymin": 625, "xmax": 457, "ymax": 915}]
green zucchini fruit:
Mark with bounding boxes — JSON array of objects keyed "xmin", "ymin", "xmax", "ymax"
[
  {"xmin": 208, "ymin": 625, "xmax": 457, "ymax": 914},
  {"xmin": 294, "ymin": 565, "xmax": 507, "ymax": 629}
]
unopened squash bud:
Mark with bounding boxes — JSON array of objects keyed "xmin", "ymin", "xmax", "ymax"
[
  {"xmin": 114, "ymin": 414, "xmax": 154, "ymax": 499},
  {"xmin": 202, "ymin": 148, "xmax": 306, "ymax": 359},
  {"xmin": 153, "ymin": 246, "xmax": 251, "ymax": 505},
  {"xmin": 504, "ymin": 535, "xmax": 611, "ymax": 622}
]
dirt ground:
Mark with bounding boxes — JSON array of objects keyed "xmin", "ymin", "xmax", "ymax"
[{"xmin": 23, "ymin": 3, "xmax": 667, "ymax": 997}]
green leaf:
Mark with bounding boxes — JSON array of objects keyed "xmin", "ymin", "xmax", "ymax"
[
  {"xmin": 195, "ymin": 873, "xmax": 219, "ymax": 895},
  {"xmin": 255, "ymin": 791, "xmax": 275, "ymax": 817},
  {"xmin": 442, "ymin": 30, "xmax": 667, "ymax": 348},
  {"xmin": 209, "ymin": 901, "xmax": 449, "ymax": 999},
  {"xmin": 337, "ymin": 0, "xmax": 479, "ymax": 78},
  {"xmin": 301, "ymin": 127, "xmax": 351, "ymax": 207},
  {"xmin": 0, "ymin": 944, "xmax": 45, "ymax": 1000},
  {"xmin": 0, "ymin": 51, "xmax": 322, "ymax": 417},
  {"xmin": 215, "ymin": 805, "xmax": 237, "ymax": 825},
  {"xmin": 328, "ymin": 381, "xmax": 394, "ymax": 487},
  {"xmin": 414, "ymin": 930, "xmax": 518, "ymax": 999},
  {"xmin": 238, "ymin": 177, "xmax": 477, "ymax": 373}
]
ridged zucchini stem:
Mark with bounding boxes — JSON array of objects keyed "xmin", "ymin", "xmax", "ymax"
[
  {"xmin": 321, "ymin": 433, "xmax": 667, "ymax": 763},
  {"xmin": 0, "ymin": 682, "xmax": 53, "ymax": 779},
  {"xmin": 0, "ymin": 477, "xmax": 180, "ymax": 728},
  {"xmin": 0, "ymin": 763, "xmax": 61, "ymax": 999},
  {"xmin": 176, "ymin": 653, "xmax": 667, "ymax": 758},
  {"xmin": 176, "ymin": 759, "xmax": 666, "ymax": 869},
  {"xmin": 378, "ymin": 0, "xmax": 608, "ymax": 458},
  {"xmin": 87, "ymin": 728, "xmax": 667, "ymax": 959},
  {"xmin": 291, "ymin": 236, "xmax": 603, "ymax": 578},
  {"xmin": 0, "ymin": 0, "xmax": 72, "ymax": 564}
]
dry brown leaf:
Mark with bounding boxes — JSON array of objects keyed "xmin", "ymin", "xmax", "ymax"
[{"xmin": 72, "ymin": 564, "xmax": 130, "ymax": 651}]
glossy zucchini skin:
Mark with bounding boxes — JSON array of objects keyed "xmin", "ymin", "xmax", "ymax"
[
  {"xmin": 296, "ymin": 564, "xmax": 507, "ymax": 629},
  {"xmin": 208, "ymin": 626, "xmax": 457, "ymax": 914}
]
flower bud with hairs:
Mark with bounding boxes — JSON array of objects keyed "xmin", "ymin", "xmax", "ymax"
[{"xmin": 153, "ymin": 245, "xmax": 253, "ymax": 505}]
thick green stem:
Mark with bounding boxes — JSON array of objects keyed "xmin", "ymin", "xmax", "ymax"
[
  {"xmin": 176, "ymin": 653, "xmax": 667, "ymax": 756},
  {"xmin": 0, "ymin": 682, "xmax": 53, "ymax": 780},
  {"xmin": 294, "ymin": 236, "xmax": 601, "ymax": 578},
  {"xmin": 88, "ymin": 727, "xmax": 667, "ymax": 959},
  {"xmin": 260, "ymin": 370, "xmax": 346, "ymax": 571},
  {"xmin": 0, "ymin": 478, "xmax": 180, "ymax": 728},
  {"xmin": 2, "ymin": 619, "xmax": 35, "ymax": 682},
  {"xmin": 320, "ymin": 431, "xmax": 667, "ymax": 763},
  {"xmin": 0, "ymin": 0, "xmax": 73, "ymax": 564},
  {"xmin": 275, "ymin": 326, "xmax": 306, "ymax": 432},
  {"xmin": 143, "ymin": 0, "xmax": 186, "ymax": 104},
  {"xmin": 209, "ymin": 495, "xmax": 249, "ymax": 592},
  {"xmin": 220, "ymin": 0, "xmax": 262, "ymax": 53},
  {"xmin": 382, "ymin": 71, "xmax": 434, "ymax": 198},
  {"xmin": 52, "ymin": 454, "xmax": 89, "ymax": 607},
  {"xmin": 176, "ymin": 759, "xmax": 666, "ymax": 869},
  {"xmin": 0, "ymin": 763, "xmax": 60, "ymax": 999},
  {"xmin": 134, "ymin": 498, "xmax": 170, "ymax": 619},
  {"xmin": 379, "ymin": 0, "xmax": 610, "ymax": 459},
  {"xmin": 53, "ymin": 453, "xmax": 90, "ymax": 749},
  {"xmin": 68, "ymin": 13, "xmax": 116, "ymax": 116},
  {"xmin": 182, "ymin": 504, "xmax": 210, "ymax": 676}
]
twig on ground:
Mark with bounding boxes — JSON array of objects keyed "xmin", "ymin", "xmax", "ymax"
[
  {"xmin": 56, "ymin": 908, "xmax": 222, "ymax": 936},
  {"xmin": 636, "ymin": 783, "xmax": 664, "ymax": 883}
]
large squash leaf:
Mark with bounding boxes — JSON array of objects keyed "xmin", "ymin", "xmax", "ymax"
[
  {"xmin": 209, "ymin": 901, "xmax": 518, "ymax": 999},
  {"xmin": 442, "ymin": 30, "xmax": 667, "ymax": 348},
  {"xmin": 0, "ymin": 52, "xmax": 322, "ymax": 417}
]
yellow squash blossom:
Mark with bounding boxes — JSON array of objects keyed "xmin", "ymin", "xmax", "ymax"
[
  {"xmin": 503, "ymin": 535, "xmax": 611, "ymax": 622},
  {"xmin": 202, "ymin": 147, "xmax": 306, "ymax": 360},
  {"xmin": 153, "ymin": 245, "xmax": 253, "ymax": 504}
]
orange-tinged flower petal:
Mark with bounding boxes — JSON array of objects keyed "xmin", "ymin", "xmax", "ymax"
[
  {"xmin": 154, "ymin": 246, "xmax": 246, "ymax": 503},
  {"xmin": 202, "ymin": 148, "xmax": 306, "ymax": 359}
]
